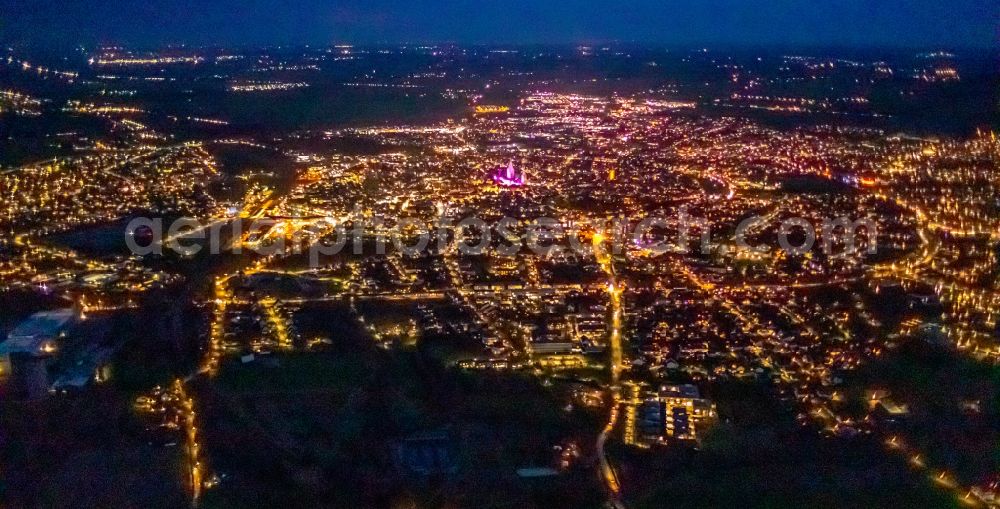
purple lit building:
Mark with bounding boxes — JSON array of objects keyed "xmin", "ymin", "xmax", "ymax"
[{"xmin": 493, "ymin": 160, "xmax": 526, "ymax": 187}]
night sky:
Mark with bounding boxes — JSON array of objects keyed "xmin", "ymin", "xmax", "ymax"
[{"xmin": 1, "ymin": 0, "xmax": 997, "ymax": 49}]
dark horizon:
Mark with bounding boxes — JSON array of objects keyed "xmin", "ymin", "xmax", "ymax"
[
  {"xmin": 2, "ymin": 0, "xmax": 997, "ymax": 50},
  {"xmin": 7, "ymin": 40, "xmax": 1000, "ymax": 56}
]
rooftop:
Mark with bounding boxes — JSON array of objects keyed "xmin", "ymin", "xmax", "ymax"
[{"xmin": 1, "ymin": 309, "xmax": 76, "ymax": 357}]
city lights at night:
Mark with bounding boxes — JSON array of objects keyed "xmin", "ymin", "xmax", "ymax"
[{"xmin": 0, "ymin": 1, "xmax": 998, "ymax": 508}]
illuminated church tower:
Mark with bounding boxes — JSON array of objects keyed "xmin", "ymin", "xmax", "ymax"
[{"xmin": 494, "ymin": 160, "xmax": 526, "ymax": 186}]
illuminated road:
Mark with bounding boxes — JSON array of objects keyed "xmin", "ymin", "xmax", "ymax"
[
  {"xmin": 597, "ymin": 393, "xmax": 624, "ymax": 507},
  {"xmin": 593, "ymin": 232, "xmax": 626, "ymax": 507},
  {"xmin": 159, "ymin": 218, "xmax": 230, "ymax": 250}
]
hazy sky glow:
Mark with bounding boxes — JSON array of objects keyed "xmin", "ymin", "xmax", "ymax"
[{"xmin": 2, "ymin": 0, "xmax": 997, "ymax": 49}]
